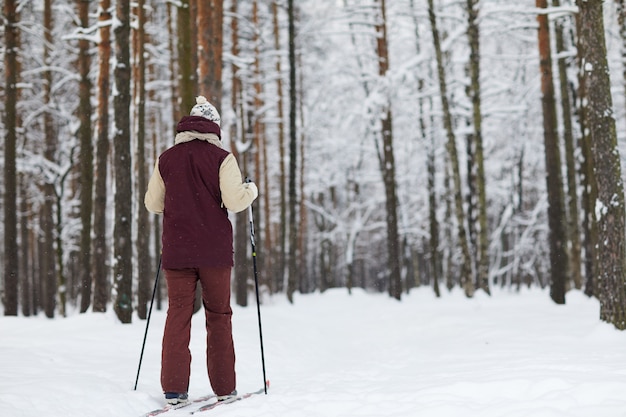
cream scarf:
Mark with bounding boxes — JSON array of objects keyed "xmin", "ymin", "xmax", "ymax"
[{"xmin": 174, "ymin": 131, "xmax": 223, "ymax": 149}]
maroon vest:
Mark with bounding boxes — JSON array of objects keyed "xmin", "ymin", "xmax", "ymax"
[{"xmin": 158, "ymin": 137, "xmax": 233, "ymax": 269}]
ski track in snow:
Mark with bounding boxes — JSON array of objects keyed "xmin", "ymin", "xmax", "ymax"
[{"xmin": 1, "ymin": 288, "xmax": 626, "ymax": 417}]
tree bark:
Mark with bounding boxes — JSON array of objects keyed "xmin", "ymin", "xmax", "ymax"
[
  {"xmin": 167, "ymin": 3, "xmax": 180, "ymax": 124},
  {"xmin": 273, "ymin": 0, "xmax": 287, "ymax": 295},
  {"xmin": 618, "ymin": 0, "xmax": 626, "ymax": 109},
  {"xmin": 578, "ymin": 0, "xmax": 626, "ymax": 329},
  {"xmin": 177, "ymin": 0, "xmax": 195, "ymax": 116},
  {"xmin": 197, "ymin": 0, "xmax": 223, "ymax": 108},
  {"xmin": 3, "ymin": 0, "xmax": 19, "ymax": 316},
  {"xmin": 93, "ymin": 0, "xmax": 112, "ymax": 313},
  {"xmin": 135, "ymin": 0, "xmax": 151, "ymax": 320},
  {"xmin": 252, "ymin": 0, "xmax": 270, "ymax": 291},
  {"xmin": 113, "ymin": 0, "xmax": 134, "ymax": 323},
  {"xmin": 55, "ymin": 160, "xmax": 73, "ymax": 317},
  {"xmin": 78, "ymin": 0, "xmax": 94, "ymax": 313},
  {"xmin": 287, "ymin": 0, "xmax": 298, "ymax": 303},
  {"xmin": 19, "ymin": 177, "xmax": 32, "ymax": 316},
  {"xmin": 428, "ymin": 0, "xmax": 474, "ymax": 296},
  {"xmin": 42, "ymin": 0, "xmax": 58, "ymax": 318},
  {"xmin": 410, "ymin": 0, "xmax": 440, "ymax": 296},
  {"xmin": 374, "ymin": 0, "xmax": 402, "ymax": 300},
  {"xmin": 536, "ymin": 0, "xmax": 568, "ymax": 304},
  {"xmin": 553, "ymin": 0, "xmax": 582, "ymax": 291},
  {"xmin": 230, "ymin": 0, "xmax": 250, "ymax": 307},
  {"xmin": 466, "ymin": 0, "xmax": 490, "ymax": 295},
  {"xmin": 298, "ymin": 51, "xmax": 308, "ymax": 294},
  {"xmin": 572, "ymin": 5, "xmax": 597, "ymax": 298}
]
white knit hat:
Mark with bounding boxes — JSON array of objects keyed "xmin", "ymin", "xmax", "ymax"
[{"xmin": 190, "ymin": 96, "xmax": 221, "ymax": 126}]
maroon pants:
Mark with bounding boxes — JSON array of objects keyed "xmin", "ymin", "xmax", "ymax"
[{"xmin": 161, "ymin": 267, "xmax": 236, "ymax": 396}]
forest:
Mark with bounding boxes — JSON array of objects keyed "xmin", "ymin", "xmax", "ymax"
[{"xmin": 2, "ymin": 0, "xmax": 626, "ymax": 329}]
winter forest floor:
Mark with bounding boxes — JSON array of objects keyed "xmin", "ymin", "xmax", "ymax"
[{"xmin": 1, "ymin": 287, "xmax": 626, "ymax": 417}]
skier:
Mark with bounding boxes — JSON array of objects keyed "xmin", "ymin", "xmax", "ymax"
[{"xmin": 144, "ymin": 96, "xmax": 258, "ymax": 406}]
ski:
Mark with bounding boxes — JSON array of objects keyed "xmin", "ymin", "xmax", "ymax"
[
  {"xmin": 142, "ymin": 394, "xmax": 216, "ymax": 417},
  {"xmin": 190, "ymin": 387, "xmax": 267, "ymax": 415}
]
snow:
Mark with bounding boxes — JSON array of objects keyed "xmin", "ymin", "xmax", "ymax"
[{"xmin": 2, "ymin": 288, "xmax": 626, "ymax": 417}]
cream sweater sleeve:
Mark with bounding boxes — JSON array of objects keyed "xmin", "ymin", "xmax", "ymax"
[
  {"xmin": 219, "ymin": 153, "xmax": 259, "ymax": 213},
  {"xmin": 144, "ymin": 159, "xmax": 165, "ymax": 214}
]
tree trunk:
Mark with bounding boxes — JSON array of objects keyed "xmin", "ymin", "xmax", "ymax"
[
  {"xmin": 410, "ymin": 0, "xmax": 440, "ymax": 296},
  {"xmin": 55, "ymin": 163, "xmax": 72, "ymax": 317},
  {"xmin": 273, "ymin": 0, "xmax": 287, "ymax": 295},
  {"xmin": 78, "ymin": 0, "xmax": 94, "ymax": 313},
  {"xmin": 148, "ymin": 66, "xmax": 163, "ymax": 311},
  {"xmin": 428, "ymin": 0, "xmax": 474, "ymax": 296},
  {"xmin": 40, "ymin": 199, "xmax": 57, "ymax": 318},
  {"xmin": 113, "ymin": 0, "xmax": 133, "ymax": 323},
  {"xmin": 19, "ymin": 177, "xmax": 32, "ymax": 316},
  {"xmin": 443, "ymin": 157, "xmax": 455, "ymax": 291},
  {"xmin": 573, "ymin": 6, "xmax": 597, "ymax": 298},
  {"xmin": 427, "ymin": 127, "xmax": 441, "ymax": 298},
  {"xmin": 135, "ymin": 0, "xmax": 151, "ymax": 320},
  {"xmin": 93, "ymin": 0, "xmax": 112, "ymax": 313},
  {"xmin": 618, "ymin": 0, "xmax": 626, "ymax": 112},
  {"xmin": 553, "ymin": 0, "xmax": 582, "ymax": 291},
  {"xmin": 466, "ymin": 0, "xmax": 490, "ymax": 295},
  {"xmin": 578, "ymin": 0, "xmax": 626, "ymax": 329},
  {"xmin": 287, "ymin": 0, "xmax": 298, "ymax": 303},
  {"xmin": 43, "ymin": 0, "xmax": 58, "ymax": 318},
  {"xmin": 374, "ymin": 0, "xmax": 402, "ymax": 300},
  {"xmin": 252, "ymin": 0, "xmax": 270, "ymax": 292},
  {"xmin": 298, "ymin": 53, "xmax": 308, "ymax": 293},
  {"xmin": 177, "ymin": 0, "xmax": 194, "ymax": 117},
  {"xmin": 197, "ymin": 0, "xmax": 223, "ymax": 108},
  {"xmin": 167, "ymin": 3, "xmax": 180, "ymax": 124},
  {"xmin": 230, "ymin": 0, "xmax": 250, "ymax": 307},
  {"xmin": 536, "ymin": 0, "xmax": 568, "ymax": 304},
  {"xmin": 3, "ymin": 0, "xmax": 19, "ymax": 316}
]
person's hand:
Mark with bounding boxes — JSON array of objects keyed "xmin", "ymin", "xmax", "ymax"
[{"xmin": 245, "ymin": 181, "xmax": 259, "ymax": 199}]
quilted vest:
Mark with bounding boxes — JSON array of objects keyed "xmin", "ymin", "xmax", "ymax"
[{"xmin": 158, "ymin": 138, "xmax": 233, "ymax": 269}]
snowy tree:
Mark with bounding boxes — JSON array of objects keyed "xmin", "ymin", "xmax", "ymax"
[
  {"xmin": 113, "ymin": 0, "xmax": 133, "ymax": 324},
  {"xmin": 3, "ymin": 0, "xmax": 19, "ymax": 316},
  {"xmin": 536, "ymin": 0, "xmax": 568, "ymax": 304},
  {"xmin": 577, "ymin": 0, "xmax": 626, "ymax": 330}
]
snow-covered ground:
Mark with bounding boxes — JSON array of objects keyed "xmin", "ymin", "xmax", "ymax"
[{"xmin": 1, "ymin": 287, "xmax": 625, "ymax": 417}]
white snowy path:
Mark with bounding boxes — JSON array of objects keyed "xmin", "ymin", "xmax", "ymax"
[{"xmin": 1, "ymin": 288, "xmax": 626, "ymax": 417}]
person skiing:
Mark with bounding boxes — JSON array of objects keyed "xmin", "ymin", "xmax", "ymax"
[{"xmin": 144, "ymin": 96, "xmax": 258, "ymax": 406}]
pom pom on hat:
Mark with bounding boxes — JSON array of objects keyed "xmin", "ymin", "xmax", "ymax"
[{"xmin": 190, "ymin": 96, "xmax": 221, "ymax": 126}]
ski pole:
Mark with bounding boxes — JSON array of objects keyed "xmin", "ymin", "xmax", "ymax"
[
  {"xmin": 134, "ymin": 254, "xmax": 162, "ymax": 391},
  {"xmin": 247, "ymin": 196, "xmax": 268, "ymax": 394}
]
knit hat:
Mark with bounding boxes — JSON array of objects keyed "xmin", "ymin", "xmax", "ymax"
[{"xmin": 190, "ymin": 96, "xmax": 221, "ymax": 127}]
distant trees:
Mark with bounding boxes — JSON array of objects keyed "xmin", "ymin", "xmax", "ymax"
[{"xmin": 1, "ymin": 0, "xmax": 626, "ymax": 330}]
